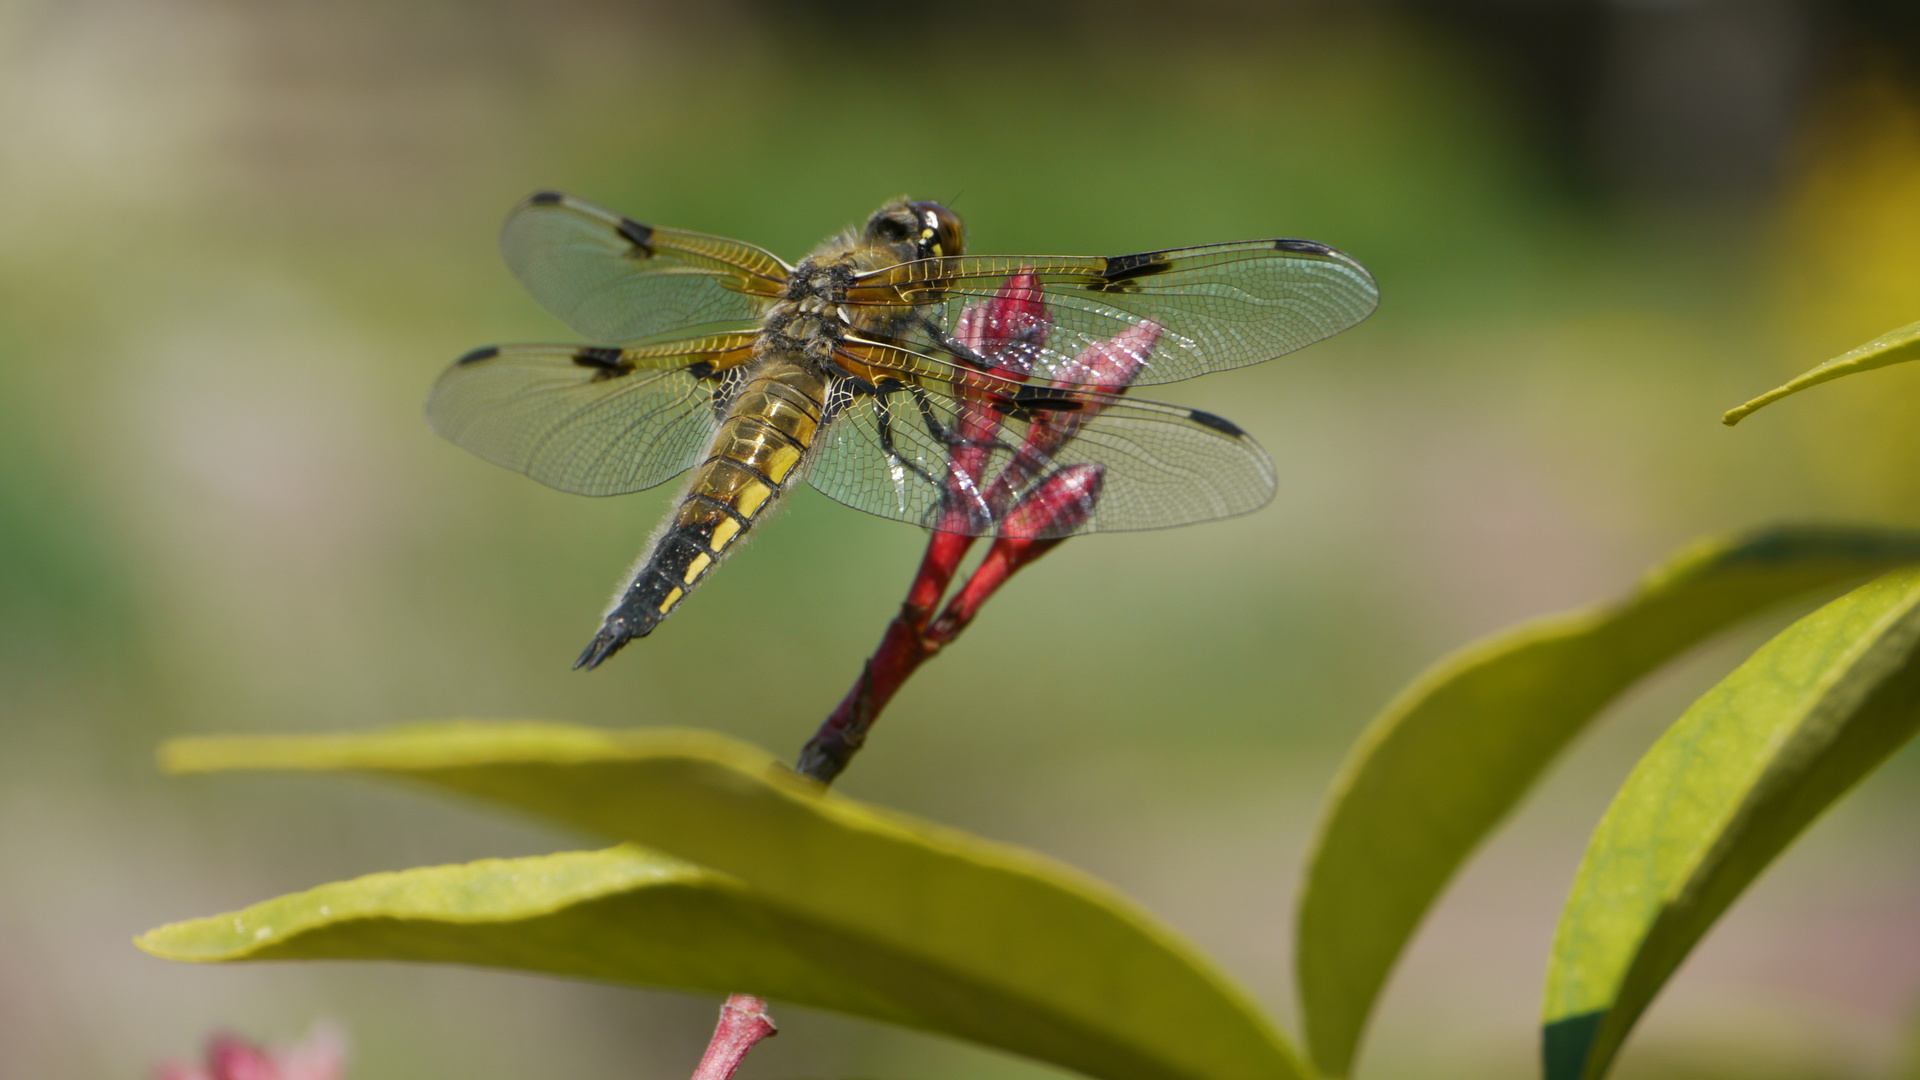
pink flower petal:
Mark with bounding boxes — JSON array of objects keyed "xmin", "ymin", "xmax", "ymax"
[
  {"xmin": 157, "ymin": 1024, "xmax": 347, "ymax": 1080},
  {"xmin": 207, "ymin": 1035, "xmax": 281, "ymax": 1080},
  {"xmin": 275, "ymin": 1023, "xmax": 348, "ymax": 1080}
]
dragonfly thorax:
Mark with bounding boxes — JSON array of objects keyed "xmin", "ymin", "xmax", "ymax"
[
  {"xmin": 762, "ymin": 257, "xmax": 863, "ymax": 364},
  {"xmin": 781, "ymin": 257, "xmax": 856, "ymax": 303}
]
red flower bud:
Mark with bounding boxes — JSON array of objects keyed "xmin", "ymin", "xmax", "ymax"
[
  {"xmin": 982, "ymin": 321, "xmax": 1160, "ymax": 521},
  {"xmin": 942, "ymin": 270, "xmax": 1053, "ymax": 533},
  {"xmin": 1000, "ymin": 463, "xmax": 1105, "ymax": 541},
  {"xmin": 954, "ymin": 269, "xmax": 1049, "ymax": 372}
]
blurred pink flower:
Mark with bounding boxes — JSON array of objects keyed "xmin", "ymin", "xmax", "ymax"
[{"xmin": 155, "ymin": 1024, "xmax": 346, "ymax": 1080}]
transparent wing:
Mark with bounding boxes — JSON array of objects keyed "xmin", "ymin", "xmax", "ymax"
[
  {"xmin": 804, "ymin": 341, "xmax": 1276, "ymax": 537},
  {"xmin": 845, "ymin": 240, "xmax": 1377, "ymax": 388},
  {"xmin": 500, "ymin": 192, "xmax": 790, "ymax": 344},
  {"xmin": 427, "ymin": 333, "xmax": 758, "ymax": 496}
]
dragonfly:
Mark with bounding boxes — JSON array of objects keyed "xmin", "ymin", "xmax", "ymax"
[{"xmin": 429, "ymin": 193, "xmax": 1378, "ymax": 669}]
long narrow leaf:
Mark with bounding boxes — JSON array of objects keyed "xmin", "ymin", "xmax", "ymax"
[
  {"xmin": 157, "ymin": 725, "xmax": 1306, "ymax": 1080},
  {"xmin": 1543, "ymin": 565, "xmax": 1920, "ymax": 1080},
  {"xmin": 1723, "ymin": 319, "xmax": 1920, "ymax": 425},
  {"xmin": 141, "ymin": 847, "xmax": 917, "ymax": 1020},
  {"xmin": 1296, "ymin": 526, "xmax": 1920, "ymax": 1078}
]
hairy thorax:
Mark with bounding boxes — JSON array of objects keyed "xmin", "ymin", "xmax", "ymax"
[{"xmin": 757, "ymin": 244, "xmax": 910, "ymax": 369}]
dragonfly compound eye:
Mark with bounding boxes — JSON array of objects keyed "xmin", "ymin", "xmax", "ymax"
[{"xmin": 908, "ymin": 200, "xmax": 964, "ymax": 258}]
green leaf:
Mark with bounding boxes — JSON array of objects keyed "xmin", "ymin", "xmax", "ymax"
[
  {"xmin": 140, "ymin": 846, "xmax": 919, "ymax": 1020},
  {"xmin": 1543, "ymin": 565, "xmax": 1920, "ymax": 1080},
  {"xmin": 1295, "ymin": 526, "xmax": 1920, "ymax": 1078},
  {"xmin": 1722, "ymin": 318, "xmax": 1920, "ymax": 425},
  {"xmin": 155, "ymin": 725, "xmax": 1306, "ymax": 1080}
]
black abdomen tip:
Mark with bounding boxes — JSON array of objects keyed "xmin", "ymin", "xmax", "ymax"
[{"xmin": 574, "ymin": 612, "xmax": 657, "ymax": 670}]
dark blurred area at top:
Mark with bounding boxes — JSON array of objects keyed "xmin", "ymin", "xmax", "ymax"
[{"xmin": 742, "ymin": 0, "xmax": 1920, "ymax": 201}]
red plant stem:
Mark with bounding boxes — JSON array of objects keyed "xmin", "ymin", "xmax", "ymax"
[
  {"xmin": 690, "ymin": 994, "xmax": 777, "ymax": 1080},
  {"xmin": 796, "ymin": 465, "xmax": 1102, "ymax": 783},
  {"xmin": 796, "ymin": 530, "xmax": 976, "ymax": 782},
  {"xmin": 927, "ymin": 537, "xmax": 1065, "ymax": 643}
]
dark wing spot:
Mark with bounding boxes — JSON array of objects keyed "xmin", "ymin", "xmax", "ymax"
[
  {"xmin": 573, "ymin": 346, "xmax": 626, "ymax": 370},
  {"xmin": 575, "ymin": 346, "xmax": 634, "ymax": 382},
  {"xmin": 618, "ymin": 217, "xmax": 655, "ymax": 255},
  {"xmin": 456, "ymin": 345, "xmax": 500, "ymax": 365},
  {"xmin": 1097, "ymin": 251, "xmax": 1173, "ymax": 290},
  {"xmin": 1188, "ymin": 409, "xmax": 1245, "ymax": 437},
  {"xmin": 528, "ymin": 191, "xmax": 565, "ymax": 206},
  {"xmin": 1273, "ymin": 238, "xmax": 1333, "ymax": 255},
  {"xmin": 1012, "ymin": 386, "xmax": 1086, "ymax": 412},
  {"xmin": 687, "ymin": 360, "xmax": 717, "ymax": 380},
  {"xmin": 987, "ymin": 392, "xmax": 1084, "ymax": 417}
]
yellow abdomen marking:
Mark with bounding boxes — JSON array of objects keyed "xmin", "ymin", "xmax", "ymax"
[
  {"xmin": 682, "ymin": 551, "xmax": 713, "ymax": 583},
  {"xmin": 733, "ymin": 479, "xmax": 773, "ymax": 516},
  {"xmin": 764, "ymin": 442, "xmax": 802, "ymax": 482},
  {"xmin": 716, "ymin": 424, "xmax": 802, "ymax": 483}
]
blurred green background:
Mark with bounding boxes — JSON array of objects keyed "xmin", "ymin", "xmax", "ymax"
[{"xmin": 5, "ymin": 1, "xmax": 1920, "ymax": 1077}]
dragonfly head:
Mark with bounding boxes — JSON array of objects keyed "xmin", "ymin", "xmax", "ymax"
[{"xmin": 864, "ymin": 200, "xmax": 965, "ymax": 264}]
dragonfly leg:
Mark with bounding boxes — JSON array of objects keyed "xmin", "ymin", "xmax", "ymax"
[
  {"xmin": 919, "ymin": 313, "xmax": 996, "ymax": 371},
  {"xmin": 868, "ymin": 386, "xmax": 943, "ymax": 493},
  {"xmin": 905, "ymin": 382, "xmax": 1014, "ymax": 454}
]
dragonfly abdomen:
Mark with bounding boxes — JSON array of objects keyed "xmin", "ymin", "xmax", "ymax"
[{"xmin": 574, "ymin": 358, "xmax": 830, "ymax": 669}]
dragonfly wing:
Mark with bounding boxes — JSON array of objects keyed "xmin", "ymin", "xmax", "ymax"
[
  {"xmin": 500, "ymin": 192, "xmax": 790, "ymax": 344},
  {"xmin": 804, "ymin": 340, "xmax": 1276, "ymax": 537},
  {"xmin": 847, "ymin": 240, "xmax": 1377, "ymax": 387},
  {"xmin": 427, "ymin": 333, "xmax": 758, "ymax": 496}
]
